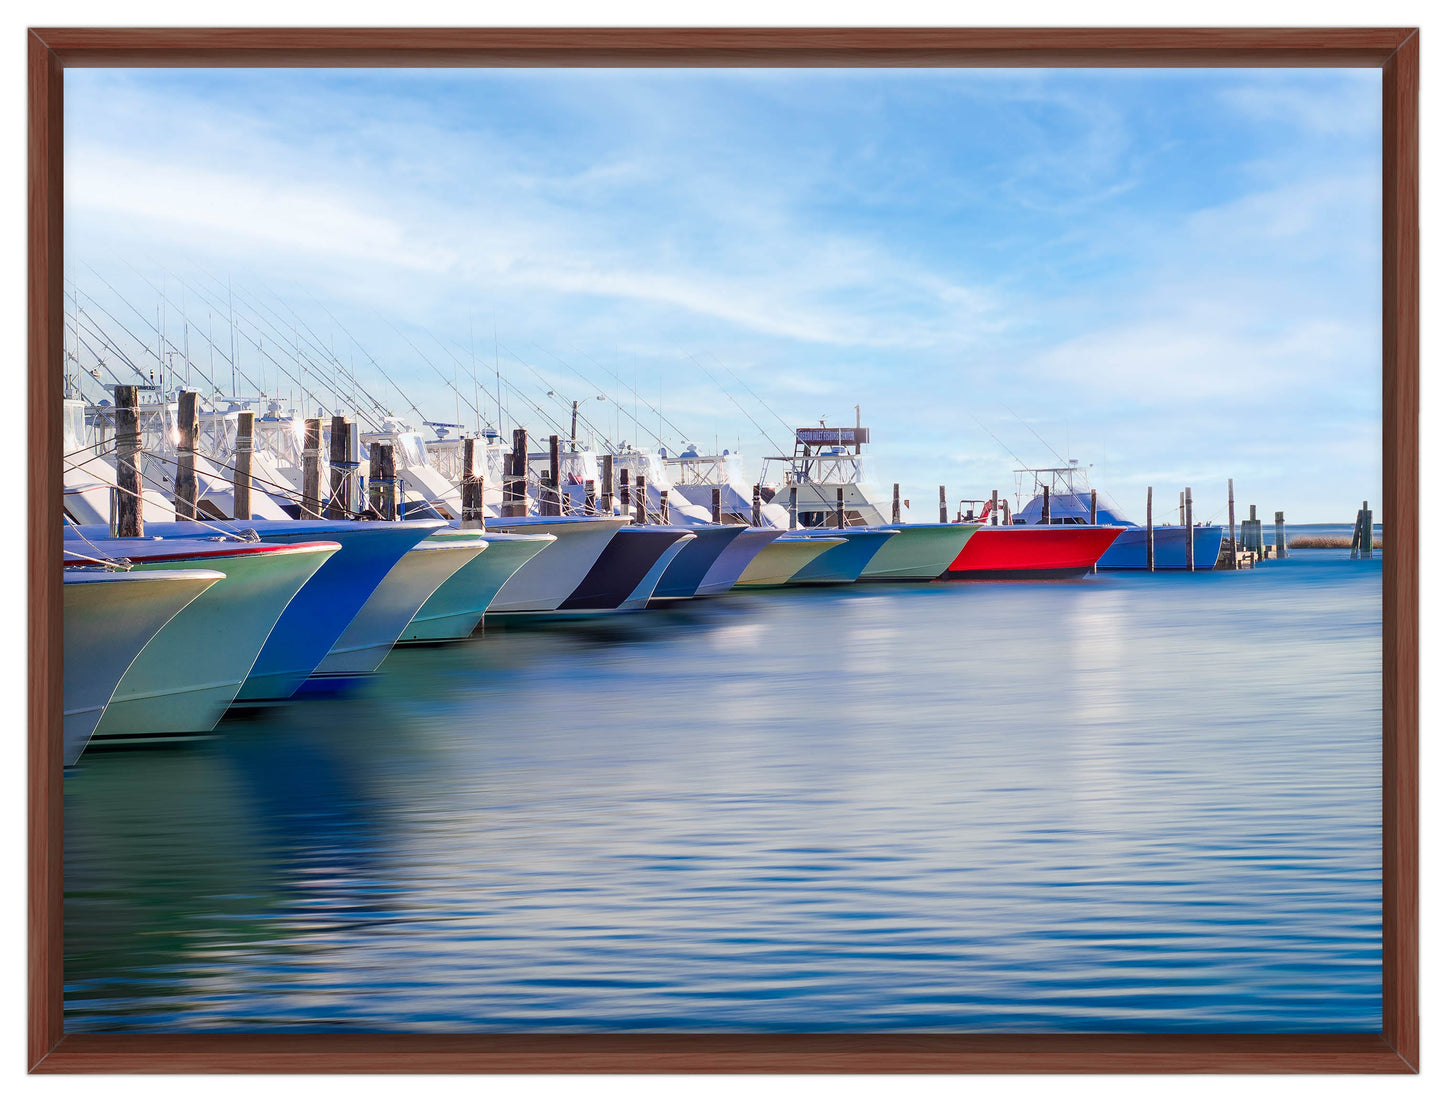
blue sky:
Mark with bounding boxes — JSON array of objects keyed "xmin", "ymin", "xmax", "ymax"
[{"xmin": 65, "ymin": 67, "xmax": 1381, "ymax": 521}]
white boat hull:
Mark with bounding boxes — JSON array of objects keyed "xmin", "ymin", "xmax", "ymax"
[
  {"xmin": 63, "ymin": 570, "xmax": 223, "ymax": 765},
  {"xmin": 484, "ymin": 517, "xmax": 629, "ymax": 613},
  {"xmin": 399, "ymin": 531, "xmax": 556, "ymax": 642},
  {"xmin": 90, "ymin": 542, "xmax": 339, "ymax": 740},
  {"xmin": 314, "ymin": 537, "xmax": 487, "ymax": 674}
]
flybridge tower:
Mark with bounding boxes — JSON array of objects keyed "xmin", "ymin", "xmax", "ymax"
[{"xmin": 759, "ymin": 409, "xmax": 888, "ymax": 528}]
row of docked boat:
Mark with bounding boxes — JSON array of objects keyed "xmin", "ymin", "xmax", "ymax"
[{"xmin": 61, "ymin": 391, "xmax": 1227, "ymax": 767}]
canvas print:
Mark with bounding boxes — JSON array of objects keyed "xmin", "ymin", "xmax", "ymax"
[{"xmin": 60, "ymin": 66, "xmax": 1382, "ymax": 1034}]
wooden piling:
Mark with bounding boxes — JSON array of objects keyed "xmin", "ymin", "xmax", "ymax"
[
  {"xmin": 548, "ymin": 434, "xmax": 562, "ymax": 516},
  {"xmin": 752, "ymin": 484, "xmax": 763, "ymax": 527},
  {"xmin": 1274, "ymin": 510, "xmax": 1287, "ymax": 559},
  {"xmin": 1184, "ymin": 486, "xmax": 1194, "ymax": 570},
  {"xmin": 328, "ymin": 416, "xmax": 352, "ymax": 519},
  {"xmin": 460, "ymin": 436, "xmax": 484, "ymax": 529},
  {"xmin": 938, "ymin": 485, "xmax": 947, "ymax": 524},
  {"xmin": 837, "ymin": 487, "xmax": 846, "ymax": 529},
  {"xmin": 114, "ymin": 384, "xmax": 143, "ymax": 538},
  {"xmin": 711, "ymin": 485, "xmax": 723, "ymax": 524},
  {"xmin": 892, "ymin": 483, "xmax": 901, "ymax": 524},
  {"xmin": 1179, "ymin": 491, "xmax": 1185, "ymax": 527},
  {"xmin": 301, "ymin": 417, "xmax": 322, "ymax": 519},
  {"xmin": 1362, "ymin": 501, "xmax": 1373, "ymax": 558},
  {"xmin": 173, "ymin": 390, "xmax": 199, "ymax": 520},
  {"xmin": 600, "ymin": 454, "xmax": 614, "ymax": 514},
  {"xmin": 233, "ymin": 410, "xmax": 253, "ymax": 522},
  {"xmin": 503, "ymin": 428, "xmax": 528, "ymax": 517},
  {"xmin": 788, "ymin": 486, "xmax": 798, "ymax": 529},
  {"xmin": 619, "ymin": 468, "xmax": 631, "ymax": 516},
  {"xmin": 991, "ymin": 489, "xmax": 999, "ymax": 526},
  {"xmin": 1089, "ymin": 488, "xmax": 1098, "ymax": 526},
  {"xmin": 584, "ymin": 479, "xmax": 596, "ymax": 516},
  {"xmin": 659, "ymin": 490, "xmax": 670, "ymax": 524},
  {"xmin": 1041, "ymin": 485, "xmax": 1051, "ymax": 525},
  {"xmin": 1349, "ymin": 507, "xmax": 1364, "ymax": 558},
  {"xmin": 1145, "ymin": 486, "xmax": 1154, "ymax": 571},
  {"xmin": 635, "ymin": 475, "xmax": 646, "ymax": 525},
  {"xmin": 1227, "ymin": 478, "xmax": 1237, "ymax": 568},
  {"xmin": 369, "ymin": 442, "xmax": 397, "ymax": 521}
]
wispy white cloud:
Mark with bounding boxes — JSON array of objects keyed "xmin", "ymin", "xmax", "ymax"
[{"xmin": 63, "ymin": 67, "xmax": 1383, "ymax": 519}]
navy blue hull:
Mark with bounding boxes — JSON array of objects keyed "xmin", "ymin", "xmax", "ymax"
[
  {"xmin": 559, "ymin": 528, "xmax": 689, "ymax": 610},
  {"xmin": 651, "ymin": 525, "xmax": 746, "ymax": 600}
]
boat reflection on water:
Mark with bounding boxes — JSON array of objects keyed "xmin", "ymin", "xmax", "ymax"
[{"xmin": 65, "ymin": 553, "xmax": 1382, "ymax": 1035}]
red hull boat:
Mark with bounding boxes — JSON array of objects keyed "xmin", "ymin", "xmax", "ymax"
[{"xmin": 944, "ymin": 525, "xmax": 1123, "ymax": 579}]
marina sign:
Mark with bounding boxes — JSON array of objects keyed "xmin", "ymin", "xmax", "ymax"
[{"xmin": 796, "ymin": 426, "xmax": 868, "ymax": 446}]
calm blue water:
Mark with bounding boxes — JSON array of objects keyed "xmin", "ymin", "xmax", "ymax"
[{"xmin": 63, "ymin": 547, "xmax": 1382, "ymax": 1033}]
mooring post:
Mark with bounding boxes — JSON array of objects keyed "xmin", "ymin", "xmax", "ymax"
[
  {"xmin": 600, "ymin": 454, "xmax": 614, "ymax": 514},
  {"xmin": 328, "ymin": 416, "xmax": 351, "ymax": 519},
  {"xmin": 584, "ymin": 479, "xmax": 596, "ymax": 515},
  {"xmin": 892, "ymin": 483, "xmax": 901, "ymax": 524},
  {"xmin": 173, "ymin": 389, "xmax": 199, "ymax": 520},
  {"xmin": 548, "ymin": 434, "xmax": 562, "ymax": 516},
  {"xmin": 635, "ymin": 475, "xmax": 646, "ymax": 525},
  {"xmin": 233, "ymin": 410, "xmax": 253, "ymax": 522},
  {"xmin": 1227, "ymin": 478, "xmax": 1237, "ymax": 568},
  {"xmin": 1145, "ymin": 486, "xmax": 1154, "ymax": 571},
  {"xmin": 619, "ymin": 468, "xmax": 631, "ymax": 518},
  {"xmin": 301, "ymin": 417, "xmax": 322, "ymax": 519},
  {"xmin": 1041, "ymin": 485, "xmax": 1051, "ymax": 525},
  {"xmin": 1089, "ymin": 488, "xmax": 1098, "ymax": 526},
  {"xmin": 938, "ymin": 485, "xmax": 947, "ymax": 524},
  {"xmin": 837, "ymin": 487, "xmax": 847, "ymax": 529},
  {"xmin": 1274, "ymin": 510, "xmax": 1287, "ymax": 559},
  {"xmin": 503, "ymin": 428, "xmax": 527, "ymax": 517},
  {"xmin": 369, "ymin": 442, "xmax": 397, "ymax": 521},
  {"xmin": 711, "ymin": 485, "xmax": 723, "ymax": 524},
  {"xmin": 752, "ymin": 484, "xmax": 763, "ymax": 527},
  {"xmin": 1179, "ymin": 491, "xmax": 1185, "ymax": 527},
  {"xmin": 1349, "ymin": 507, "xmax": 1364, "ymax": 558},
  {"xmin": 1362, "ymin": 501, "xmax": 1373, "ymax": 558},
  {"xmin": 659, "ymin": 490, "xmax": 670, "ymax": 524},
  {"xmin": 991, "ymin": 489, "xmax": 999, "ymax": 526},
  {"xmin": 460, "ymin": 436, "xmax": 484, "ymax": 529},
  {"xmin": 1184, "ymin": 486, "xmax": 1195, "ymax": 570},
  {"xmin": 788, "ymin": 486, "xmax": 798, "ymax": 529},
  {"xmin": 1248, "ymin": 504, "xmax": 1259, "ymax": 555},
  {"xmin": 114, "ymin": 384, "xmax": 143, "ymax": 538}
]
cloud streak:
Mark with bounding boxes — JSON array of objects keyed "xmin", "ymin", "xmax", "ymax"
[{"xmin": 64, "ymin": 67, "xmax": 1382, "ymax": 520}]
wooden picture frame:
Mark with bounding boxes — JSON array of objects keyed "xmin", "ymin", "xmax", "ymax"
[{"xmin": 28, "ymin": 26, "xmax": 1419, "ymax": 1074}]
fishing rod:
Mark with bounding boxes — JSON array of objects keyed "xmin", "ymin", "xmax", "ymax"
[
  {"xmin": 495, "ymin": 341, "xmax": 623, "ymax": 448},
  {"xmin": 709, "ymin": 353, "xmax": 798, "ymax": 446},
  {"xmin": 688, "ymin": 356, "xmax": 790, "ymax": 459},
  {"xmin": 1001, "ymin": 403, "xmax": 1069, "ymax": 466},
  {"xmin": 84, "ymin": 263, "xmax": 263, "ymax": 400},
  {"xmin": 154, "ymin": 265, "xmax": 358, "ymax": 418},
  {"xmin": 207, "ymin": 275, "xmax": 393, "ymax": 429},
  {"xmin": 388, "ymin": 321, "xmax": 496, "ymax": 434},
  {"xmin": 554, "ymin": 343, "xmax": 698, "ymax": 452}
]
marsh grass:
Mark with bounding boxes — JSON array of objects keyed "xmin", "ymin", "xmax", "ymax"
[{"xmin": 1288, "ymin": 534, "xmax": 1385, "ymax": 550}]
